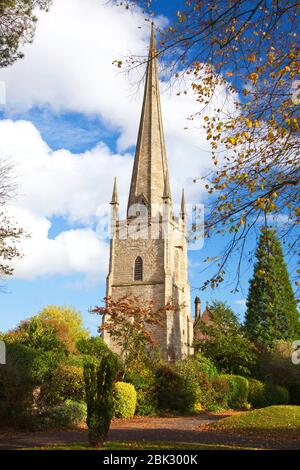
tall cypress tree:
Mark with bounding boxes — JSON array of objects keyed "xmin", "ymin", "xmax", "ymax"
[{"xmin": 245, "ymin": 228, "xmax": 299, "ymax": 347}]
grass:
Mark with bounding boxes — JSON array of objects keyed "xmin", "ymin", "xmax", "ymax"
[
  {"xmin": 22, "ymin": 441, "xmax": 252, "ymax": 451},
  {"xmin": 210, "ymin": 406, "xmax": 300, "ymax": 437}
]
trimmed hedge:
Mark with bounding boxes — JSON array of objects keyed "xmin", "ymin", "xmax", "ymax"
[
  {"xmin": 113, "ymin": 382, "xmax": 137, "ymax": 418},
  {"xmin": 155, "ymin": 363, "xmax": 199, "ymax": 413},
  {"xmin": 289, "ymin": 381, "xmax": 300, "ymax": 405},
  {"xmin": 248, "ymin": 379, "xmax": 266, "ymax": 408},
  {"xmin": 208, "ymin": 375, "xmax": 231, "ymax": 411},
  {"xmin": 222, "ymin": 375, "xmax": 249, "ymax": 409},
  {"xmin": 248, "ymin": 380, "xmax": 290, "ymax": 408},
  {"xmin": 264, "ymin": 384, "xmax": 289, "ymax": 406}
]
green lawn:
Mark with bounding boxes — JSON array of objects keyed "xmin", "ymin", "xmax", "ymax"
[
  {"xmin": 210, "ymin": 406, "xmax": 300, "ymax": 437},
  {"xmin": 22, "ymin": 441, "xmax": 252, "ymax": 451}
]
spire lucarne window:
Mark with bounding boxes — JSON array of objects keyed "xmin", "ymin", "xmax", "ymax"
[{"xmin": 134, "ymin": 257, "xmax": 143, "ymax": 281}]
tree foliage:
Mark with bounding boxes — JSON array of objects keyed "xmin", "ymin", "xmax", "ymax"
[
  {"xmin": 245, "ymin": 229, "xmax": 300, "ymax": 347},
  {"xmin": 0, "ymin": 156, "xmax": 23, "ymax": 282},
  {"xmin": 0, "ymin": 0, "xmax": 52, "ymax": 67},
  {"xmin": 84, "ymin": 353, "xmax": 119, "ymax": 447},
  {"xmin": 91, "ymin": 296, "xmax": 173, "ymax": 371},
  {"xmin": 127, "ymin": 0, "xmax": 300, "ymax": 292},
  {"xmin": 195, "ymin": 300, "xmax": 256, "ymax": 375},
  {"xmin": 0, "ymin": 204, "xmax": 23, "ymax": 278},
  {"xmin": 5, "ymin": 305, "xmax": 89, "ymax": 354}
]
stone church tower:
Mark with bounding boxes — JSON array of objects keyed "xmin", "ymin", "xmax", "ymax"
[{"xmin": 104, "ymin": 25, "xmax": 194, "ymax": 361}]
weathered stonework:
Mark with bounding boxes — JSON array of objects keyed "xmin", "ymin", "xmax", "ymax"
[{"xmin": 104, "ymin": 25, "xmax": 194, "ymax": 361}]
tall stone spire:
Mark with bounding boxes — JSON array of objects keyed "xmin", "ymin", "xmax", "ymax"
[{"xmin": 127, "ymin": 23, "xmax": 171, "ymax": 218}]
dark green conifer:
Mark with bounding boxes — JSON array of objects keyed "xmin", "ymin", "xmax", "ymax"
[{"xmin": 245, "ymin": 229, "xmax": 299, "ymax": 347}]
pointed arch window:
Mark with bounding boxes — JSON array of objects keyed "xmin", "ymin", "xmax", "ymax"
[{"xmin": 134, "ymin": 256, "xmax": 143, "ymax": 281}]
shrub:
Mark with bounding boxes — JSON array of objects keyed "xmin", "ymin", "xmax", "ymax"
[
  {"xmin": 264, "ymin": 384, "xmax": 289, "ymax": 406},
  {"xmin": 0, "ymin": 344, "xmax": 36, "ymax": 419},
  {"xmin": 135, "ymin": 388, "xmax": 157, "ymax": 416},
  {"xmin": 84, "ymin": 354, "xmax": 119, "ymax": 447},
  {"xmin": 44, "ymin": 401, "xmax": 87, "ymax": 428},
  {"xmin": 77, "ymin": 336, "xmax": 109, "ymax": 360},
  {"xmin": 175, "ymin": 359, "xmax": 201, "ymax": 409},
  {"xmin": 193, "ymin": 353, "xmax": 218, "ymax": 379},
  {"xmin": 0, "ymin": 343, "xmax": 55, "ymax": 425},
  {"xmin": 182, "ymin": 354, "xmax": 230, "ymax": 412},
  {"xmin": 124, "ymin": 367, "xmax": 158, "ymax": 416},
  {"xmin": 222, "ymin": 375, "xmax": 249, "ymax": 409},
  {"xmin": 113, "ymin": 382, "xmax": 137, "ymax": 418},
  {"xmin": 199, "ymin": 375, "xmax": 249, "ymax": 411},
  {"xmin": 39, "ymin": 363, "xmax": 85, "ymax": 408},
  {"xmin": 248, "ymin": 379, "xmax": 266, "ymax": 408},
  {"xmin": 155, "ymin": 362, "xmax": 199, "ymax": 413},
  {"xmin": 248, "ymin": 381, "xmax": 289, "ymax": 408},
  {"xmin": 289, "ymin": 381, "xmax": 300, "ymax": 405},
  {"xmin": 254, "ymin": 340, "xmax": 299, "ymax": 389},
  {"xmin": 208, "ymin": 375, "xmax": 231, "ymax": 411}
]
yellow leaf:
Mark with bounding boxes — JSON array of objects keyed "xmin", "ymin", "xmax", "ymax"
[
  {"xmin": 257, "ymin": 269, "xmax": 266, "ymax": 277},
  {"xmin": 248, "ymin": 53, "xmax": 256, "ymax": 62},
  {"xmin": 248, "ymin": 72, "xmax": 258, "ymax": 83}
]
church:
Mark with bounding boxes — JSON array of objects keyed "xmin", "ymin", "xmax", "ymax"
[{"xmin": 104, "ymin": 24, "xmax": 194, "ymax": 361}]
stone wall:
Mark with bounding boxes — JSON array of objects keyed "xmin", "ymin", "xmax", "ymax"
[{"xmin": 104, "ymin": 213, "xmax": 194, "ymax": 362}]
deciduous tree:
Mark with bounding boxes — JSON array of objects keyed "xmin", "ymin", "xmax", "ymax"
[
  {"xmin": 126, "ymin": 0, "xmax": 300, "ymax": 293},
  {"xmin": 0, "ymin": 156, "xmax": 23, "ymax": 284},
  {"xmin": 91, "ymin": 296, "xmax": 173, "ymax": 372},
  {"xmin": 0, "ymin": 0, "xmax": 52, "ymax": 67},
  {"xmin": 195, "ymin": 300, "xmax": 256, "ymax": 375}
]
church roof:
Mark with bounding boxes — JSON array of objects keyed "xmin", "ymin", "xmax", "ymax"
[
  {"xmin": 194, "ymin": 303, "xmax": 213, "ymax": 341},
  {"xmin": 127, "ymin": 23, "xmax": 171, "ymax": 217}
]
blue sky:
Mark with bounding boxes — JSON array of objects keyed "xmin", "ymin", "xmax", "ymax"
[{"xmin": 0, "ymin": 0, "xmax": 295, "ymax": 335}]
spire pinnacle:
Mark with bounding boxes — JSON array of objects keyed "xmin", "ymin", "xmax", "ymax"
[
  {"xmin": 163, "ymin": 174, "xmax": 171, "ymax": 200},
  {"xmin": 180, "ymin": 188, "xmax": 186, "ymax": 218},
  {"xmin": 110, "ymin": 177, "xmax": 119, "ymax": 205},
  {"xmin": 127, "ymin": 22, "xmax": 172, "ymax": 217},
  {"xmin": 150, "ymin": 21, "xmax": 155, "ymax": 56}
]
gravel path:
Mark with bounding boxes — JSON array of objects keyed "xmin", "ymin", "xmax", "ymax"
[{"xmin": 0, "ymin": 414, "xmax": 299, "ymax": 450}]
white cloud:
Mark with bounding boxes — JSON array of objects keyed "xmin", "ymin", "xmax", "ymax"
[
  {"xmin": 0, "ymin": 0, "xmax": 234, "ymax": 200},
  {"xmin": 0, "ymin": 119, "xmax": 131, "ymax": 280},
  {"xmin": 234, "ymin": 299, "xmax": 247, "ymax": 307},
  {"xmin": 0, "ymin": 119, "xmax": 132, "ymax": 222},
  {"xmin": 0, "ymin": 0, "xmax": 236, "ymax": 281},
  {"xmin": 9, "ymin": 205, "xmax": 109, "ymax": 280}
]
